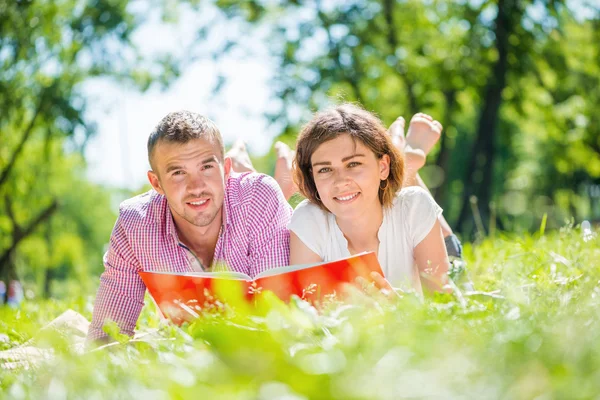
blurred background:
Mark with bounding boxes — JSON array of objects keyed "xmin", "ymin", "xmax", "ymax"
[{"xmin": 1, "ymin": 0, "xmax": 599, "ymax": 300}]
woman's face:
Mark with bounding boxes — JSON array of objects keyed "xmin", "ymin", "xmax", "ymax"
[{"xmin": 310, "ymin": 133, "xmax": 390, "ymax": 220}]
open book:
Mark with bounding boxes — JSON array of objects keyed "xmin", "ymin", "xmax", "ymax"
[{"xmin": 139, "ymin": 252, "xmax": 383, "ymax": 324}]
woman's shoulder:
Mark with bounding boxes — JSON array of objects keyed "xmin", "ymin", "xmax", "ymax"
[
  {"xmin": 291, "ymin": 199, "xmax": 330, "ymax": 224},
  {"xmin": 395, "ymin": 186, "xmax": 431, "ymax": 201},
  {"xmin": 391, "ymin": 186, "xmax": 435, "ymax": 212},
  {"xmin": 289, "ymin": 199, "xmax": 331, "ymax": 256}
]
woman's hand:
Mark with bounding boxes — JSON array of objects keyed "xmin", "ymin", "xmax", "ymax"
[{"xmin": 355, "ymin": 272, "xmax": 403, "ymax": 300}]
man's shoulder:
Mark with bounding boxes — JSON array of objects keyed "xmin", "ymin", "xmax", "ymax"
[
  {"xmin": 227, "ymin": 172, "xmax": 282, "ymax": 205},
  {"xmin": 118, "ymin": 189, "xmax": 167, "ymax": 226}
]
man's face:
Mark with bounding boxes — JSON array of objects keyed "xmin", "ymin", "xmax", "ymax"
[{"xmin": 148, "ymin": 138, "xmax": 231, "ymax": 230}]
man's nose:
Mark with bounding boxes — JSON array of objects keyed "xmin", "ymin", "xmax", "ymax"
[{"xmin": 187, "ymin": 172, "xmax": 207, "ymax": 191}]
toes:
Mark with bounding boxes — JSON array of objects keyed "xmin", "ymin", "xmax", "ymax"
[
  {"xmin": 394, "ymin": 116, "xmax": 406, "ymax": 131},
  {"xmin": 432, "ymin": 120, "xmax": 443, "ymax": 134},
  {"xmin": 388, "ymin": 117, "xmax": 406, "ymax": 138},
  {"xmin": 275, "ymin": 141, "xmax": 294, "ymax": 167},
  {"xmin": 411, "ymin": 112, "xmax": 433, "ymax": 123},
  {"xmin": 275, "ymin": 141, "xmax": 290, "ymax": 156},
  {"xmin": 227, "ymin": 140, "xmax": 255, "ymax": 173}
]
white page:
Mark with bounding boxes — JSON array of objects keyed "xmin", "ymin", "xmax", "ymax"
[
  {"xmin": 145, "ymin": 270, "xmax": 252, "ymax": 281},
  {"xmin": 253, "ymin": 252, "xmax": 371, "ymax": 279}
]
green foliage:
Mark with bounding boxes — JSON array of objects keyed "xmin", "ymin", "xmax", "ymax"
[
  {"xmin": 201, "ymin": 0, "xmax": 600, "ymax": 235},
  {"xmin": 1, "ymin": 228, "xmax": 600, "ymax": 398},
  {"xmin": 0, "ymin": 0, "xmax": 183, "ymax": 295}
]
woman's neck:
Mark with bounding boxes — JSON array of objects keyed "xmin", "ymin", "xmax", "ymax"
[{"xmin": 335, "ymin": 201, "xmax": 384, "ymax": 254}]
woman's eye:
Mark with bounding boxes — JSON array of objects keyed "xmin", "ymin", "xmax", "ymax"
[
  {"xmin": 318, "ymin": 167, "xmax": 332, "ymax": 173},
  {"xmin": 348, "ymin": 162, "xmax": 361, "ymax": 168}
]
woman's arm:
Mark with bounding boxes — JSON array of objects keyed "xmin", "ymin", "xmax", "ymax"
[
  {"xmin": 414, "ymin": 219, "xmax": 450, "ymax": 293},
  {"xmin": 289, "ymin": 231, "xmax": 323, "ymax": 265}
]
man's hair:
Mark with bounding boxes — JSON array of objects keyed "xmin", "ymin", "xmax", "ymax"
[
  {"xmin": 147, "ymin": 111, "xmax": 225, "ymax": 168},
  {"xmin": 293, "ymin": 103, "xmax": 405, "ymax": 210}
]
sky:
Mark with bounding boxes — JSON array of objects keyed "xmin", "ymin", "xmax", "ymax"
[{"xmin": 83, "ymin": 4, "xmax": 277, "ymax": 190}]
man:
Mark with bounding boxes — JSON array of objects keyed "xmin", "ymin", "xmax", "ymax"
[{"xmin": 88, "ymin": 111, "xmax": 292, "ymax": 341}]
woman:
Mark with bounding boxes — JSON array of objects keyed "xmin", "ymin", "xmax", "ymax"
[{"xmin": 289, "ymin": 104, "xmax": 449, "ymax": 294}]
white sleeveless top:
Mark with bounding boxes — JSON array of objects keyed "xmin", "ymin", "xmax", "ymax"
[{"xmin": 288, "ymin": 186, "xmax": 442, "ymax": 293}]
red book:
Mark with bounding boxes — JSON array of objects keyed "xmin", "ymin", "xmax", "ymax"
[{"xmin": 139, "ymin": 252, "xmax": 383, "ymax": 325}]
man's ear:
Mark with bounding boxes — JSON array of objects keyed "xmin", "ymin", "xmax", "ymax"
[
  {"xmin": 147, "ymin": 170, "xmax": 165, "ymax": 195},
  {"xmin": 224, "ymin": 156, "xmax": 232, "ymax": 180},
  {"xmin": 379, "ymin": 154, "xmax": 391, "ymax": 180}
]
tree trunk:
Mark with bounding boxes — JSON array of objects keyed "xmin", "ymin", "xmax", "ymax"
[
  {"xmin": 43, "ymin": 267, "xmax": 53, "ymax": 298},
  {"xmin": 434, "ymin": 89, "xmax": 457, "ymax": 206},
  {"xmin": 0, "ymin": 199, "xmax": 59, "ymax": 279},
  {"xmin": 382, "ymin": 0, "xmax": 418, "ymax": 115},
  {"xmin": 0, "ymin": 89, "xmax": 47, "ymax": 190},
  {"xmin": 456, "ymin": 0, "xmax": 516, "ymax": 234}
]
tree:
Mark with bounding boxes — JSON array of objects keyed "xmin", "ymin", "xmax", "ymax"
[
  {"xmin": 0, "ymin": 0, "xmax": 179, "ymax": 296},
  {"xmin": 204, "ymin": 0, "xmax": 598, "ymax": 235}
]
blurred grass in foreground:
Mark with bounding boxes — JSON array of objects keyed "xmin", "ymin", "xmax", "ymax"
[{"xmin": 1, "ymin": 226, "xmax": 599, "ymax": 399}]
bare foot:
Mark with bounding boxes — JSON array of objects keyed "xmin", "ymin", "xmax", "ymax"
[
  {"xmin": 388, "ymin": 116, "xmax": 406, "ymax": 149},
  {"xmin": 226, "ymin": 140, "xmax": 255, "ymax": 173},
  {"xmin": 387, "ymin": 116, "xmax": 426, "ymax": 174},
  {"xmin": 274, "ymin": 141, "xmax": 298, "ymax": 200},
  {"xmin": 406, "ymin": 113, "xmax": 442, "ymax": 155}
]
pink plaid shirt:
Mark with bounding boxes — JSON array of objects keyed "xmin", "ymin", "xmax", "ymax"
[{"xmin": 88, "ymin": 172, "xmax": 292, "ymax": 341}]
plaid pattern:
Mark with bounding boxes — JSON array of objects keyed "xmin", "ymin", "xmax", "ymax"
[{"xmin": 88, "ymin": 172, "xmax": 292, "ymax": 341}]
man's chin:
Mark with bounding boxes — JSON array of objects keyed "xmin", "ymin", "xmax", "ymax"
[{"xmin": 188, "ymin": 212, "xmax": 219, "ymax": 228}]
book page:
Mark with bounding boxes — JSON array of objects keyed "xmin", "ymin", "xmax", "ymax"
[
  {"xmin": 253, "ymin": 252, "xmax": 371, "ymax": 279},
  {"xmin": 253, "ymin": 262, "xmax": 321, "ymax": 279},
  {"xmin": 143, "ymin": 270, "xmax": 252, "ymax": 281}
]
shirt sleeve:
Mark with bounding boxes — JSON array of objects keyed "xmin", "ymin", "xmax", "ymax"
[
  {"xmin": 87, "ymin": 215, "xmax": 146, "ymax": 342},
  {"xmin": 287, "ymin": 199, "xmax": 327, "ymax": 258},
  {"xmin": 401, "ymin": 187, "xmax": 443, "ymax": 248},
  {"xmin": 246, "ymin": 175, "xmax": 293, "ymax": 278}
]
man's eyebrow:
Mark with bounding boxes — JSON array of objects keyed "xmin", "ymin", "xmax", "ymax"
[
  {"xmin": 312, "ymin": 153, "xmax": 365, "ymax": 167},
  {"xmin": 201, "ymin": 155, "xmax": 218, "ymax": 164},
  {"xmin": 165, "ymin": 164, "xmax": 183, "ymax": 174},
  {"xmin": 164, "ymin": 155, "xmax": 218, "ymax": 173}
]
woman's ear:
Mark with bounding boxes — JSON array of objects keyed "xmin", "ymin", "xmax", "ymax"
[{"xmin": 379, "ymin": 154, "xmax": 391, "ymax": 180}]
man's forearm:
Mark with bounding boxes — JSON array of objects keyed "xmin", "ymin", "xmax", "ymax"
[{"xmin": 87, "ymin": 271, "xmax": 145, "ymax": 341}]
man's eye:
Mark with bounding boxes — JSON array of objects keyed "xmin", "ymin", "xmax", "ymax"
[
  {"xmin": 202, "ymin": 164, "xmax": 214, "ymax": 170},
  {"xmin": 318, "ymin": 167, "xmax": 332, "ymax": 173},
  {"xmin": 172, "ymin": 170, "xmax": 184, "ymax": 176}
]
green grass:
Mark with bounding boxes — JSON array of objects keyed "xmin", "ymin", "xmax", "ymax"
[{"xmin": 1, "ymin": 227, "xmax": 600, "ymax": 399}]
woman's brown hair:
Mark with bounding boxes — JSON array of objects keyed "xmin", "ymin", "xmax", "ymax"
[{"xmin": 293, "ymin": 103, "xmax": 405, "ymax": 210}]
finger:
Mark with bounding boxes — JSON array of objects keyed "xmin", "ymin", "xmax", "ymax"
[
  {"xmin": 370, "ymin": 271, "xmax": 393, "ymax": 291},
  {"xmin": 355, "ymin": 276, "xmax": 380, "ymax": 297}
]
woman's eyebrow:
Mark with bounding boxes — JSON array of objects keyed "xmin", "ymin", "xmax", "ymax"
[
  {"xmin": 341, "ymin": 153, "xmax": 365, "ymax": 162},
  {"xmin": 312, "ymin": 153, "xmax": 365, "ymax": 167}
]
